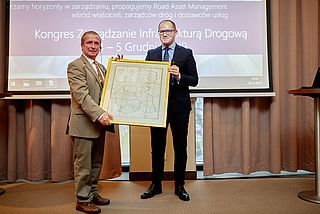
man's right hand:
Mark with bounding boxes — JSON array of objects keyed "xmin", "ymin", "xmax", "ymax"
[{"xmin": 98, "ymin": 112, "xmax": 113, "ymax": 126}]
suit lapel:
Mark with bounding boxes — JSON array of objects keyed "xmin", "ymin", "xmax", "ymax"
[
  {"xmin": 80, "ymin": 55, "xmax": 103, "ymax": 88},
  {"xmin": 172, "ymin": 44, "xmax": 180, "ymax": 63},
  {"xmin": 155, "ymin": 46, "xmax": 162, "ymax": 61}
]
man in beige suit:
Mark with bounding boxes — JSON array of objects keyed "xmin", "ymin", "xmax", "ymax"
[{"xmin": 66, "ymin": 31, "xmax": 114, "ymax": 214}]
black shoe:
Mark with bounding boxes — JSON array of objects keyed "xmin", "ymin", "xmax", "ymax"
[
  {"xmin": 175, "ymin": 185, "xmax": 190, "ymax": 201},
  {"xmin": 140, "ymin": 184, "xmax": 162, "ymax": 199}
]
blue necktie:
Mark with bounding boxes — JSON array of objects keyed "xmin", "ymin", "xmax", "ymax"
[
  {"xmin": 163, "ymin": 47, "xmax": 170, "ymax": 62},
  {"xmin": 163, "ymin": 47, "xmax": 174, "ymax": 85}
]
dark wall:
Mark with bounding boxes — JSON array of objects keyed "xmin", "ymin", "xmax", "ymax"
[
  {"xmin": 0, "ymin": 1, "xmax": 8, "ymax": 180},
  {"xmin": 0, "ymin": 1, "xmax": 6, "ymax": 92}
]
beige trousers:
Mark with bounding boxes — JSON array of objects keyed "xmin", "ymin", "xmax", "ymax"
[{"xmin": 73, "ymin": 134, "xmax": 105, "ymax": 202}]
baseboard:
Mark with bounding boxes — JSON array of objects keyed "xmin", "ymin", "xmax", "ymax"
[{"xmin": 129, "ymin": 171, "xmax": 197, "ymax": 181}]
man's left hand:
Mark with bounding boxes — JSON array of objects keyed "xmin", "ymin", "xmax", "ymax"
[{"xmin": 169, "ymin": 65, "xmax": 180, "ymax": 80}]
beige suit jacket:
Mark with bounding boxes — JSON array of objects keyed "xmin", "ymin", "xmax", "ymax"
[{"xmin": 66, "ymin": 54, "xmax": 109, "ymax": 138}]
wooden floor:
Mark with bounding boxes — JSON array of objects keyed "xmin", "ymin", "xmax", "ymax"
[{"xmin": 0, "ymin": 177, "xmax": 320, "ymax": 214}]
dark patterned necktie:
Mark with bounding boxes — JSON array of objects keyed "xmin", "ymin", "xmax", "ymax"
[{"xmin": 94, "ymin": 61, "xmax": 104, "ymax": 85}]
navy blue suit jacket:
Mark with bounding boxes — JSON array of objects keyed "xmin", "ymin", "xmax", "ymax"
[{"xmin": 146, "ymin": 44, "xmax": 198, "ymax": 113}]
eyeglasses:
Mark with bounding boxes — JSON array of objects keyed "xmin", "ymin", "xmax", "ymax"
[{"xmin": 158, "ymin": 29, "xmax": 176, "ymax": 35}]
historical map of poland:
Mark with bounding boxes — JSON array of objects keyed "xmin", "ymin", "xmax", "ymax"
[{"xmin": 101, "ymin": 60, "xmax": 169, "ymax": 127}]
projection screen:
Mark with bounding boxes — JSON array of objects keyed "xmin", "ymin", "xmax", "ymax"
[{"xmin": 7, "ymin": 0, "xmax": 273, "ymax": 97}]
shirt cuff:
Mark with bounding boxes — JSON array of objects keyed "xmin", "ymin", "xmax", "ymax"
[{"xmin": 98, "ymin": 113, "xmax": 104, "ymax": 121}]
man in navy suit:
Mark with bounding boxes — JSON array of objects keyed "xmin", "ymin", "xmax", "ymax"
[{"xmin": 140, "ymin": 20, "xmax": 199, "ymax": 201}]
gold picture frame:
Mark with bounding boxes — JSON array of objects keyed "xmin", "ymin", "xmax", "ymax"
[{"xmin": 100, "ymin": 58, "xmax": 170, "ymax": 127}]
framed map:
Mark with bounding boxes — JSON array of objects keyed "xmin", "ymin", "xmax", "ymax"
[{"xmin": 100, "ymin": 58, "xmax": 170, "ymax": 127}]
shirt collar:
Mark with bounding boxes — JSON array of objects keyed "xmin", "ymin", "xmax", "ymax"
[
  {"xmin": 162, "ymin": 42, "xmax": 176, "ymax": 51},
  {"xmin": 82, "ymin": 54, "xmax": 95, "ymax": 65}
]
